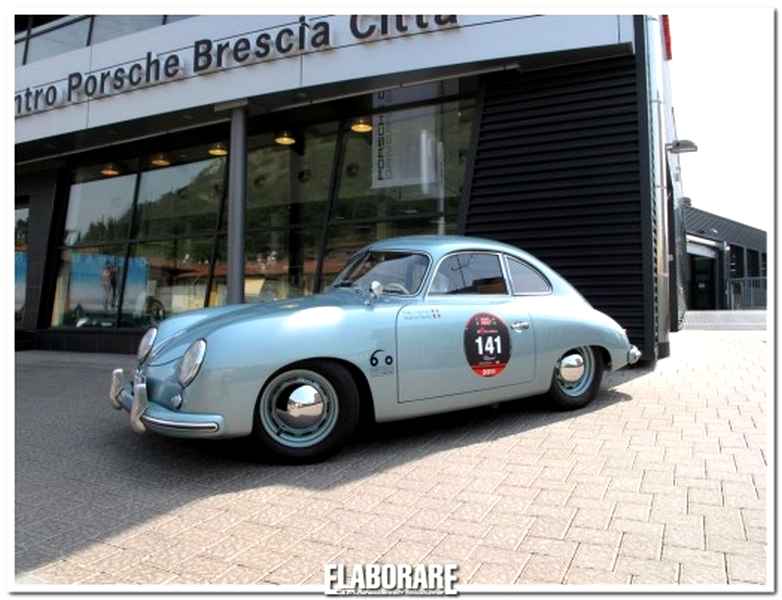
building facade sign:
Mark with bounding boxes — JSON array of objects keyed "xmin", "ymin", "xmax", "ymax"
[{"xmin": 14, "ymin": 15, "xmax": 459, "ymax": 118}]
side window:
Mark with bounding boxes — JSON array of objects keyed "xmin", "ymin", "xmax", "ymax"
[
  {"xmin": 430, "ymin": 253, "xmax": 508, "ymax": 295},
  {"xmin": 506, "ymin": 257, "xmax": 551, "ymax": 295}
]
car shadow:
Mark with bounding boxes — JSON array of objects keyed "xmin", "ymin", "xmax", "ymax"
[{"xmin": 15, "ymin": 362, "xmax": 642, "ymax": 577}]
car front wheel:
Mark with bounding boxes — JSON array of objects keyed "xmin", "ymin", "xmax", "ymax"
[
  {"xmin": 548, "ymin": 346, "xmax": 604, "ymax": 410},
  {"xmin": 253, "ymin": 361, "xmax": 359, "ymax": 462}
]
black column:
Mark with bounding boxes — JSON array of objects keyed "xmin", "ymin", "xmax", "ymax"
[
  {"xmin": 16, "ymin": 169, "xmax": 60, "ymax": 333},
  {"xmin": 227, "ymin": 106, "xmax": 247, "ymax": 304}
]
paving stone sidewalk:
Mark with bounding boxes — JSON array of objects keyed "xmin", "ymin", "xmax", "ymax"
[{"xmin": 15, "ymin": 329, "xmax": 769, "ymax": 586}]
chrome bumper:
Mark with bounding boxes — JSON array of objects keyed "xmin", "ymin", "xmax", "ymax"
[
  {"xmin": 627, "ymin": 345, "xmax": 642, "ymax": 365},
  {"xmin": 109, "ymin": 368, "xmax": 222, "ymax": 437}
]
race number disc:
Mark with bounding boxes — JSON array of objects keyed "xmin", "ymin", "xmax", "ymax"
[{"xmin": 464, "ymin": 312, "xmax": 511, "ymax": 377}]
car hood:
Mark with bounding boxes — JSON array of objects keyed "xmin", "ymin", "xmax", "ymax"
[{"xmin": 146, "ymin": 289, "xmax": 376, "ymax": 366}]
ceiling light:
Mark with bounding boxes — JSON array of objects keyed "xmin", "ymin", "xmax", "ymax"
[
  {"xmin": 100, "ymin": 163, "xmax": 120, "ymax": 177},
  {"xmin": 274, "ymin": 130, "xmax": 296, "ymax": 146},
  {"xmin": 208, "ymin": 142, "xmax": 228, "ymax": 156},
  {"xmin": 150, "ymin": 153, "xmax": 171, "ymax": 167},
  {"xmin": 350, "ymin": 117, "xmax": 373, "ymax": 134}
]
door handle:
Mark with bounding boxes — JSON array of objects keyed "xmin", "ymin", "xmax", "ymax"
[{"xmin": 511, "ymin": 321, "xmax": 530, "ymax": 332}]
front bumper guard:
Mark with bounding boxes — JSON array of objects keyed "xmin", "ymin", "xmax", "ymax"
[{"xmin": 110, "ymin": 368, "xmax": 222, "ymax": 437}]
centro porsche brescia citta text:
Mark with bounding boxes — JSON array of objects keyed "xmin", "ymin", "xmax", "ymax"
[{"xmin": 14, "ymin": 15, "xmax": 459, "ymax": 117}]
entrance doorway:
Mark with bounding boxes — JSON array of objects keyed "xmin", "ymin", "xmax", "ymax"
[{"xmin": 689, "ymin": 255, "xmax": 717, "ymax": 310}]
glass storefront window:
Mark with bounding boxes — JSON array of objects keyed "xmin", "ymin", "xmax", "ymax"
[
  {"xmin": 321, "ymin": 217, "xmax": 450, "ymax": 286},
  {"xmin": 63, "ymin": 171, "xmax": 137, "ymax": 246},
  {"xmin": 246, "ymin": 123, "xmax": 338, "ymax": 231},
  {"xmin": 26, "ymin": 18, "xmax": 90, "ymax": 63},
  {"xmin": 120, "ymin": 238, "xmax": 214, "ymax": 327},
  {"xmin": 210, "ymin": 229, "xmax": 321, "ymax": 305},
  {"xmin": 50, "ymin": 83, "xmax": 475, "ymax": 329},
  {"xmin": 15, "ymin": 41, "xmax": 25, "ymax": 66},
  {"xmin": 90, "ymin": 16, "xmax": 164, "ymax": 45},
  {"xmin": 50, "ymin": 245, "xmax": 127, "ymax": 328},
  {"xmin": 333, "ymin": 100, "xmax": 473, "ymax": 224},
  {"xmin": 15, "ymin": 199, "xmax": 29, "ymax": 326},
  {"xmin": 135, "ymin": 157, "xmax": 225, "ymax": 239}
]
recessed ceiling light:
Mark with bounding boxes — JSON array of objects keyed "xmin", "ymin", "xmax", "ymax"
[
  {"xmin": 274, "ymin": 130, "xmax": 296, "ymax": 146},
  {"xmin": 100, "ymin": 163, "xmax": 120, "ymax": 177},
  {"xmin": 350, "ymin": 117, "xmax": 373, "ymax": 133},
  {"xmin": 208, "ymin": 142, "xmax": 228, "ymax": 156},
  {"xmin": 150, "ymin": 153, "xmax": 171, "ymax": 167}
]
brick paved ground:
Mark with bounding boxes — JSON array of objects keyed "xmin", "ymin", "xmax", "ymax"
[{"xmin": 15, "ymin": 328, "xmax": 769, "ymax": 587}]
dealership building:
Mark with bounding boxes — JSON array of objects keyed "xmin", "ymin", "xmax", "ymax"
[
  {"xmin": 683, "ymin": 203, "xmax": 767, "ymax": 312},
  {"xmin": 17, "ymin": 14, "xmax": 698, "ymax": 359}
]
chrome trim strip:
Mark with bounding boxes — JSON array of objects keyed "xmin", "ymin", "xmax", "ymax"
[{"xmin": 140, "ymin": 415, "xmax": 220, "ymax": 433}]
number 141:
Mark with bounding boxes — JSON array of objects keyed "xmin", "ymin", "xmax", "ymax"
[{"xmin": 475, "ymin": 335, "xmax": 501, "ymax": 356}]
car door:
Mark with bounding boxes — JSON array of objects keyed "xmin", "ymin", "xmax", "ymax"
[{"xmin": 396, "ymin": 251, "xmax": 536, "ymax": 403}]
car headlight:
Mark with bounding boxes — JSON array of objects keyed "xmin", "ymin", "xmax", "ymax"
[
  {"xmin": 178, "ymin": 339, "xmax": 206, "ymax": 387},
  {"xmin": 137, "ymin": 327, "xmax": 157, "ymax": 363}
]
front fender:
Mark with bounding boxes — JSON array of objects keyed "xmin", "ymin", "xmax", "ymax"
[{"xmin": 180, "ymin": 303, "xmax": 402, "ymax": 436}]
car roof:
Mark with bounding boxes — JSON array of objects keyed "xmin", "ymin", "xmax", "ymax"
[
  {"xmin": 363, "ymin": 235, "xmax": 582, "ymax": 299},
  {"xmin": 368, "ymin": 235, "xmax": 533, "ymax": 261}
]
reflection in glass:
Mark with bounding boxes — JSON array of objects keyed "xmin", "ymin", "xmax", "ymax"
[
  {"xmin": 51, "ymin": 246, "xmax": 126, "ymax": 328},
  {"xmin": 63, "ymin": 173, "xmax": 136, "ymax": 246},
  {"xmin": 431, "ymin": 254, "xmax": 508, "ymax": 295},
  {"xmin": 26, "ymin": 18, "xmax": 90, "ymax": 63},
  {"xmin": 135, "ymin": 158, "xmax": 225, "ymax": 239},
  {"xmin": 120, "ymin": 238, "xmax": 214, "ymax": 327},
  {"xmin": 333, "ymin": 100, "xmax": 473, "ymax": 225},
  {"xmin": 16, "ymin": 41, "xmax": 25, "ymax": 66},
  {"xmin": 210, "ymin": 230, "xmax": 320, "ymax": 306},
  {"xmin": 51, "ymin": 90, "xmax": 476, "ymax": 329},
  {"xmin": 333, "ymin": 252, "xmax": 429, "ymax": 295},
  {"xmin": 246, "ymin": 123, "xmax": 337, "ymax": 230},
  {"xmin": 15, "ymin": 203, "xmax": 29, "ymax": 325},
  {"xmin": 321, "ymin": 218, "xmax": 447, "ymax": 287},
  {"xmin": 506, "ymin": 258, "xmax": 551, "ymax": 294},
  {"xmin": 90, "ymin": 16, "xmax": 164, "ymax": 45}
]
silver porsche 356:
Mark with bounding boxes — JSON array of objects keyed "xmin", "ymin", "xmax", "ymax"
[{"xmin": 110, "ymin": 235, "xmax": 641, "ymax": 461}]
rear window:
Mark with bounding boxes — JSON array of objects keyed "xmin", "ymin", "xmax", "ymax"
[{"xmin": 506, "ymin": 257, "xmax": 551, "ymax": 295}]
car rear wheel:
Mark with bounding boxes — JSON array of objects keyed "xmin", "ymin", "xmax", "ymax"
[
  {"xmin": 548, "ymin": 346, "xmax": 603, "ymax": 410},
  {"xmin": 253, "ymin": 361, "xmax": 359, "ymax": 462}
]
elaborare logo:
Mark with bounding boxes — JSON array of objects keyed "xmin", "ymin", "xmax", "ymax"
[
  {"xmin": 324, "ymin": 563, "xmax": 459, "ymax": 595},
  {"xmin": 15, "ymin": 15, "xmax": 458, "ymax": 117}
]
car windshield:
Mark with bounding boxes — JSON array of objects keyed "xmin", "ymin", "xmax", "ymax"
[{"xmin": 332, "ymin": 251, "xmax": 430, "ymax": 295}]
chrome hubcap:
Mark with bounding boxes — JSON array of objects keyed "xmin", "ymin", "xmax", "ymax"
[
  {"xmin": 559, "ymin": 354, "xmax": 584, "ymax": 383},
  {"xmin": 555, "ymin": 346, "xmax": 595, "ymax": 397},
  {"xmin": 259, "ymin": 370, "xmax": 338, "ymax": 448},
  {"xmin": 276, "ymin": 384, "xmax": 324, "ymax": 430}
]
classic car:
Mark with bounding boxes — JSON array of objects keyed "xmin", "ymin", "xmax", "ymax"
[{"xmin": 110, "ymin": 235, "xmax": 641, "ymax": 461}]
